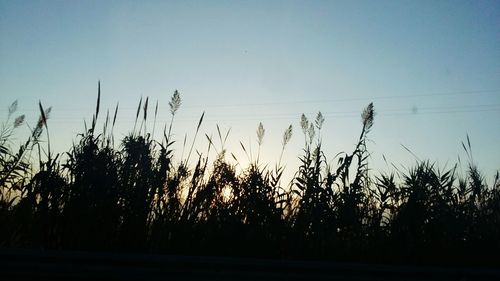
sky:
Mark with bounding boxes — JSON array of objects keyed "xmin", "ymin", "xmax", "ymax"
[{"xmin": 1, "ymin": 0, "xmax": 499, "ymax": 183}]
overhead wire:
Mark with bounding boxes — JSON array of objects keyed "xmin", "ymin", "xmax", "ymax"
[
  {"xmin": 2, "ymin": 88, "xmax": 498, "ymax": 113},
  {"xmin": 2, "ymin": 89, "xmax": 499, "ymax": 124},
  {"xmin": 35, "ymin": 103, "xmax": 500, "ymax": 122}
]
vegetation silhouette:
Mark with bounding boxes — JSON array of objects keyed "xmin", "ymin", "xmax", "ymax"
[{"xmin": 0, "ymin": 82, "xmax": 499, "ymax": 265}]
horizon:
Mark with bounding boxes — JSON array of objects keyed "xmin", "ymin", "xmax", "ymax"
[{"xmin": 1, "ymin": 0, "xmax": 499, "ymax": 181}]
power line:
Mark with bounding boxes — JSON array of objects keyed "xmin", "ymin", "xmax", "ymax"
[
  {"xmin": 38, "ymin": 107, "xmax": 500, "ymax": 124},
  {"xmin": 8, "ymin": 104, "xmax": 500, "ymax": 123},
  {"xmin": 2, "ymin": 89, "xmax": 499, "ymax": 112},
  {"xmin": 183, "ymin": 89, "xmax": 500, "ymax": 109},
  {"xmin": 22, "ymin": 103, "xmax": 500, "ymax": 119}
]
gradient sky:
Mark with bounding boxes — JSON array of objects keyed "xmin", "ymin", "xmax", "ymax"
[{"xmin": 1, "ymin": 0, "xmax": 499, "ymax": 182}]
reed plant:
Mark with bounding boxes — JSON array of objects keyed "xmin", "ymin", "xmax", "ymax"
[{"xmin": 0, "ymin": 83, "xmax": 498, "ymax": 265}]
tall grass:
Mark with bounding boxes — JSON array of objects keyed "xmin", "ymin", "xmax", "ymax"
[{"xmin": 0, "ymin": 83, "xmax": 499, "ymax": 265}]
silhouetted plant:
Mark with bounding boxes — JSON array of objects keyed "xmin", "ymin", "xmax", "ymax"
[{"xmin": 0, "ymin": 84, "xmax": 499, "ymax": 265}]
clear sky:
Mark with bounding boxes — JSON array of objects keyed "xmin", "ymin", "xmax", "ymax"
[{"xmin": 1, "ymin": 0, "xmax": 499, "ymax": 182}]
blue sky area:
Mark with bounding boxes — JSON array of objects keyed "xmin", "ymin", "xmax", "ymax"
[{"xmin": 1, "ymin": 0, "xmax": 499, "ymax": 182}]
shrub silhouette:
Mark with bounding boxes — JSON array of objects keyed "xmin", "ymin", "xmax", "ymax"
[{"xmin": 0, "ymin": 83, "xmax": 499, "ymax": 265}]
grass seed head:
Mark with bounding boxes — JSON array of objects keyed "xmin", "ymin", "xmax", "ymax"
[
  {"xmin": 282, "ymin": 124, "xmax": 293, "ymax": 147},
  {"xmin": 361, "ymin": 102, "xmax": 375, "ymax": 131},
  {"xmin": 13, "ymin": 115, "xmax": 25, "ymax": 128},
  {"xmin": 300, "ymin": 114, "xmax": 308, "ymax": 135},
  {"xmin": 170, "ymin": 90, "xmax": 182, "ymax": 115},
  {"xmin": 257, "ymin": 122, "xmax": 265, "ymax": 146}
]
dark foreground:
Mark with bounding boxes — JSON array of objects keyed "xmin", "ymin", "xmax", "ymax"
[{"xmin": 1, "ymin": 250, "xmax": 499, "ymax": 281}]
